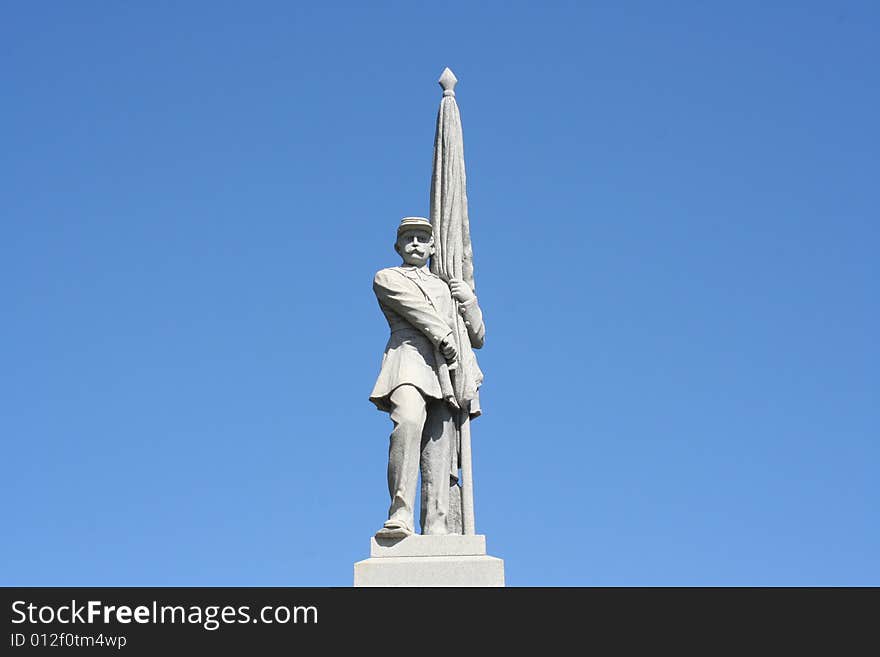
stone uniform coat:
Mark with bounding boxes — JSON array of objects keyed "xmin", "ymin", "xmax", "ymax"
[{"xmin": 369, "ymin": 265, "xmax": 484, "ymax": 413}]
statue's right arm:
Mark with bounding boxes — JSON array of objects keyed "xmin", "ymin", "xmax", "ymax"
[{"xmin": 373, "ymin": 270, "xmax": 454, "ymax": 348}]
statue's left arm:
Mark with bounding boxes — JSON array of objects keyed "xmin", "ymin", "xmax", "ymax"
[
  {"xmin": 448, "ymin": 278, "xmax": 485, "ymax": 349},
  {"xmin": 458, "ymin": 297, "xmax": 485, "ymax": 349}
]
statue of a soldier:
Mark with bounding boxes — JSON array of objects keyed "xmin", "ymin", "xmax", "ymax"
[{"xmin": 369, "ymin": 216, "xmax": 485, "ymax": 538}]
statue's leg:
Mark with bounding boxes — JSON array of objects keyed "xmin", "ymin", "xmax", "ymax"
[
  {"xmin": 419, "ymin": 399, "xmax": 455, "ymax": 535},
  {"xmin": 384, "ymin": 385, "xmax": 427, "ymax": 535}
]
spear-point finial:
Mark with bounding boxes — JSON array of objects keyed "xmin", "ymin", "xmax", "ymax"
[{"xmin": 438, "ymin": 67, "xmax": 458, "ymax": 96}]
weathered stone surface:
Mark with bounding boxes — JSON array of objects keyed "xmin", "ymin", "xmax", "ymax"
[
  {"xmin": 370, "ymin": 534, "xmax": 486, "ymax": 558},
  {"xmin": 355, "ymin": 534, "xmax": 504, "ymax": 586},
  {"xmin": 354, "ymin": 554, "xmax": 504, "ymax": 587}
]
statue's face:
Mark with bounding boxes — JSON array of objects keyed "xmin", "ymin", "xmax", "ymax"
[{"xmin": 396, "ymin": 230, "xmax": 434, "ymax": 267}]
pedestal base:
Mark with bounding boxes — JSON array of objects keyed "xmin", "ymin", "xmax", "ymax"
[{"xmin": 354, "ymin": 535, "xmax": 505, "ymax": 587}]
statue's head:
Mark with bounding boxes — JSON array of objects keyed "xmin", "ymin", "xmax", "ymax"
[{"xmin": 394, "ymin": 217, "xmax": 434, "ymax": 268}]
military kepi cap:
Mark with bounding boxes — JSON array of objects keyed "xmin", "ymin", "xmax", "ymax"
[{"xmin": 397, "ymin": 216, "xmax": 433, "ymax": 237}]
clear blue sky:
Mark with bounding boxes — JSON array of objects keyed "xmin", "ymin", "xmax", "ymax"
[{"xmin": 2, "ymin": 2, "xmax": 877, "ymax": 586}]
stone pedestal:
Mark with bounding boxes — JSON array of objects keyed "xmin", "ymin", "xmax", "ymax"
[{"xmin": 354, "ymin": 535, "xmax": 505, "ymax": 587}]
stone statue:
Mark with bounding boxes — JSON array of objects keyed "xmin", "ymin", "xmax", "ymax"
[
  {"xmin": 354, "ymin": 70, "xmax": 504, "ymax": 586},
  {"xmin": 369, "ymin": 216, "xmax": 486, "ymax": 538}
]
